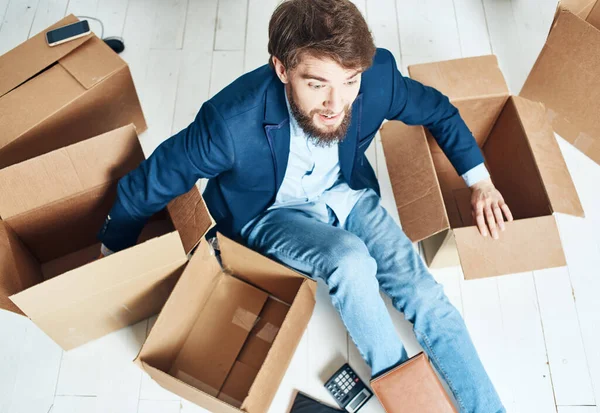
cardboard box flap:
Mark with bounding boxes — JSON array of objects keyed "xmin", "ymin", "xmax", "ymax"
[
  {"xmin": 587, "ymin": 1, "xmax": 600, "ymax": 28},
  {"xmin": 59, "ymin": 36, "xmax": 126, "ymax": 90},
  {"xmin": 520, "ymin": 10, "xmax": 600, "ymax": 166},
  {"xmin": 454, "ymin": 216, "xmax": 566, "ymax": 280},
  {"xmin": 168, "ymin": 186, "xmax": 215, "ymax": 255},
  {"xmin": 379, "ymin": 121, "xmax": 449, "ymax": 242},
  {"xmin": 511, "ymin": 96, "xmax": 584, "ymax": 217},
  {"xmin": 9, "ymin": 231, "xmax": 185, "ymax": 318},
  {"xmin": 219, "ymin": 361, "xmax": 258, "ymax": 408},
  {"xmin": 0, "ymin": 15, "xmax": 92, "ymax": 98},
  {"xmin": 0, "ymin": 64, "xmax": 87, "ymax": 152},
  {"xmin": 217, "ymin": 234, "xmax": 311, "ymax": 304},
  {"xmin": 139, "ymin": 361, "xmax": 242, "ymax": 413},
  {"xmin": 242, "ymin": 280, "xmax": 316, "ymax": 413},
  {"xmin": 560, "ymin": 0, "xmax": 597, "ymax": 18},
  {"xmin": 408, "ymin": 55, "xmax": 509, "ymax": 102},
  {"xmin": 0, "ymin": 220, "xmax": 43, "ymax": 314},
  {"xmin": 137, "ymin": 238, "xmax": 223, "ymax": 371},
  {"xmin": 10, "ymin": 231, "xmax": 187, "ymax": 350},
  {"xmin": 0, "ymin": 124, "xmax": 142, "ymax": 221}
]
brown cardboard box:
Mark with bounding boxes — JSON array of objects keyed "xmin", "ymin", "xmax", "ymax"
[
  {"xmin": 521, "ymin": 0, "xmax": 600, "ymax": 166},
  {"xmin": 380, "ymin": 55, "xmax": 584, "ymax": 280},
  {"xmin": 0, "ymin": 14, "xmax": 146, "ymax": 169},
  {"xmin": 135, "ymin": 234, "xmax": 317, "ymax": 413},
  {"xmin": 0, "ymin": 124, "xmax": 213, "ymax": 350}
]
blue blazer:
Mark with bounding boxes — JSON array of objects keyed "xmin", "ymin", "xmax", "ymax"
[{"xmin": 99, "ymin": 48, "xmax": 483, "ymax": 252}]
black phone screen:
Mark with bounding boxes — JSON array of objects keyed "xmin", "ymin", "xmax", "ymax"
[{"xmin": 46, "ymin": 20, "xmax": 90, "ymax": 44}]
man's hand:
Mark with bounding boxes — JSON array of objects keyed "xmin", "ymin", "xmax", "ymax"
[{"xmin": 470, "ymin": 178, "xmax": 513, "ymax": 239}]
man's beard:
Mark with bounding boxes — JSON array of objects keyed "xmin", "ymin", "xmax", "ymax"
[{"xmin": 287, "ymin": 85, "xmax": 352, "ymax": 148}]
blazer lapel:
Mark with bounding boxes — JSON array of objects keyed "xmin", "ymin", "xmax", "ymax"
[
  {"xmin": 339, "ymin": 93, "xmax": 363, "ymax": 184},
  {"xmin": 263, "ymin": 78, "xmax": 290, "ymax": 193}
]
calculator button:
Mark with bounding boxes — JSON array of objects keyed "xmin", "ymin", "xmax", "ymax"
[{"xmin": 355, "ymin": 378, "xmax": 359, "ymax": 382}]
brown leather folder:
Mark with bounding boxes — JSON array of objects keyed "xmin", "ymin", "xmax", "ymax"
[{"xmin": 370, "ymin": 352, "xmax": 457, "ymax": 413}]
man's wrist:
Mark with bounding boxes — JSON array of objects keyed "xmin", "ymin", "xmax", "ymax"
[{"xmin": 462, "ymin": 163, "xmax": 490, "ymax": 187}]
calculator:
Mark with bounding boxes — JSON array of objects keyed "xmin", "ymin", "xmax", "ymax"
[{"xmin": 324, "ymin": 363, "xmax": 372, "ymax": 412}]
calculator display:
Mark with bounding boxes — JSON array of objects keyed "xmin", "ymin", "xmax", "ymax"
[{"xmin": 349, "ymin": 393, "xmax": 367, "ymax": 409}]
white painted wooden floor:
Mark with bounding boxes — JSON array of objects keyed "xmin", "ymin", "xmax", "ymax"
[{"xmin": 1, "ymin": 0, "xmax": 600, "ymax": 412}]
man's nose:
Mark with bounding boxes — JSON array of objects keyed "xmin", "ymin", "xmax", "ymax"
[{"xmin": 323, "ymin": 88, "xmax": 343, "ymax": 114}]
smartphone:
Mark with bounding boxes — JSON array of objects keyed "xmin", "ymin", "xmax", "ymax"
[{"xmin": 46, "ymin": 20, "xmax": 91, "ymax": 47}]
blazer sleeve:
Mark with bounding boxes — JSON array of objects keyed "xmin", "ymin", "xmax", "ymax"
[
  {"xmin": 98, "ymin": 101, "xmax": 235, "ymax": 252},
  {"xmin": 383, "ymin": 49, "xmax": 484, "ymax": 175}
]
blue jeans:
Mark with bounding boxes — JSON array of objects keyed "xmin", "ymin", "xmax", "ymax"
[{"xmin": 241, "ymin": 189, "xmax": 505, "ymax": 413}]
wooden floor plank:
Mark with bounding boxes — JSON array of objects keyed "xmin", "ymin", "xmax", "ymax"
[
  {"xmin": 7, "ymin": 321, "xmax": 62, "ymax": 413},
  {"xmin": 150, "ymin": 0, "xmax": 187, "ymax": 50},
  {"xmin": 0, "ymin": 0, "xmax": 38, "ymax": 55},
  {"xmin": 28, "ymin": 0, "xmax": 68, "ymax": 38},
  {"xmin": 535, "ymin": 266, "xmax": 596, "ymax": 406},
  {"xmin": 243, "ymin": 0, "xmax": 277, "ymax": 72},
  {"xmin": 214, "ymin": 0, "xmax": 247, "ymax": 51}
]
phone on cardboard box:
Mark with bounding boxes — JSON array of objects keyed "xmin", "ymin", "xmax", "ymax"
[{"xmin": 46, "ymin": 20, "xmax": 91, "ymax": 47}]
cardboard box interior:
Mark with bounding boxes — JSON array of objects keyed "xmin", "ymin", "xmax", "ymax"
[
  {"xmin": 0, "ymin": 14, "xmax": 146, "ymax": 169},
  {"xmin": 136, "ymin": 234, "xmax": 317, "ymax": 413},
  {"xmin": 381, "ymin": 55, "xmax": 583, "ymax": 279},
  {"xmin": 520, "ymin": 0, "xmax": 600, "ymax": 165},
  {"xmin": 0, "ymin": 125, "xmax": 213, "ymax": 350}
]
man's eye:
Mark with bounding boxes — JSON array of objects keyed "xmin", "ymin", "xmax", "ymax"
[
  {"xmin": 310, "ymin": 84, "xmax": 324, "ymax": 90},
  {"xmin": 346, "ymin": 80, "xmax": 358, "ymax": 86}
]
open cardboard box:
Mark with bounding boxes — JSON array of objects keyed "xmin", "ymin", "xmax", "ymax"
[
  {"xmin": 521, "ymin": 0, "xmax": 600, "ymax": 165},
  {"xmin": 380, "ymin": 55, "xmax": 584, "ymax": 280},
  {"xmin": 135, "ymin": 233, "xmax": 317, "ymax": 413},
  {"xmin": 0, "ymin": 124, "xmax": 213, "ymax": 350},
  {"xmin": 0, "ymin": 14, "xmax": 146, "ymax": 169}
]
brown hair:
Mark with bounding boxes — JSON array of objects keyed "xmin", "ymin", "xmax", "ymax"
[{"xmin": 267, "ymin": 0, "xmax": 376, "ymax": 72}]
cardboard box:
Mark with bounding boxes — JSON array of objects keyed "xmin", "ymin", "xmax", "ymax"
[
  {"xmin": 135, "ymin": 234, "xmax": 317, "ymax": 413},
  {"xmin": 0, "ymin": 125, "xmax": 213, "ymax": 350},
  {"xmin": 0, "ymin": 14, "xmax": 146, "ymax": 169},
  {"xmin": 521, "ymin": 0, "xmax": 600, "ymax": 165},
  {"xmin": 380, "ymin": 55, "xmax": 584, "ymax": 280}
]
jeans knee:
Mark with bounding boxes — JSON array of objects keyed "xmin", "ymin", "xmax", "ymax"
[
  {"xmin": 401, "ymin": 280, "xmax": 456, "ymax": 321},
  {"xmin": 320, "ymin": 236, "xmax": 377, "ymax": 284}
]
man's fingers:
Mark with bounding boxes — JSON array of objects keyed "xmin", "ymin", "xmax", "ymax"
[
  {"xmin": 475, "ymin": 211, "xmax": 488, "ymax": 237},
  {"xmin": 485, "ymin": 205, "xmax": 499, "ymax": 239},
  {"xmin": 493, "ymin": 204, "xmax": 505, "ymax": 231},
  {"xmin": 500, "ymin": 202, "xmax": 514, "ymax": 222}
]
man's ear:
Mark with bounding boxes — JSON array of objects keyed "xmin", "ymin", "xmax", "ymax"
[{"xmin": 272, "ymin": 56, "xmax": 289, "ymax": 84}]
